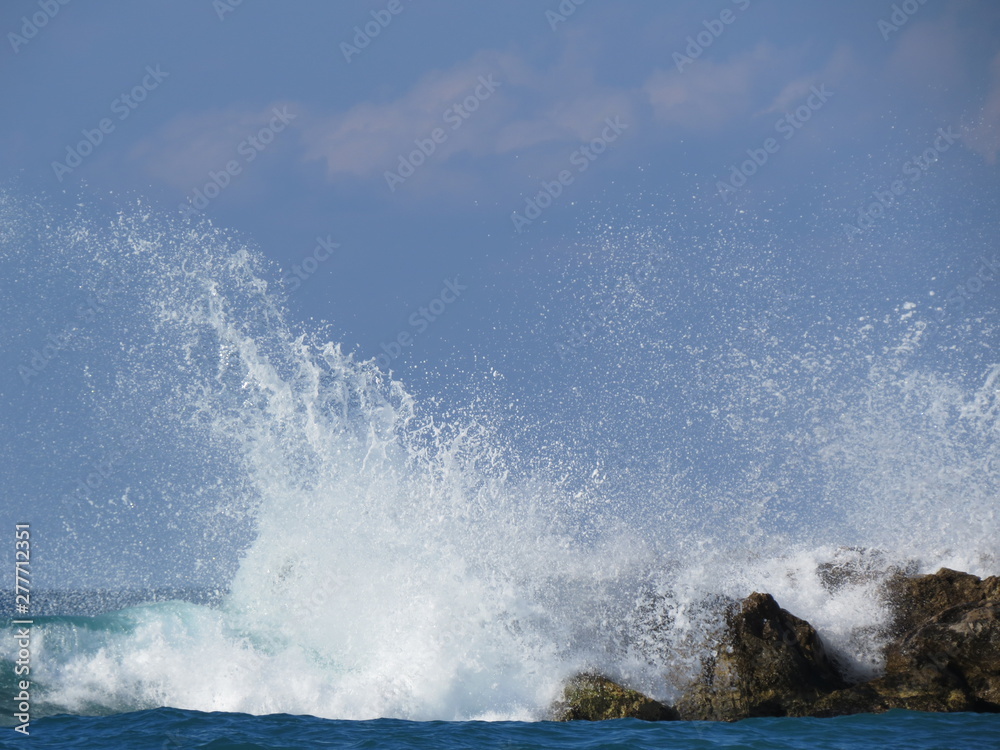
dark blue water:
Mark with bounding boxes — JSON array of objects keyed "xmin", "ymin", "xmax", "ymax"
[{"xmin": 2, "ymin": 709, "xmax": 998, "ymax": 750}]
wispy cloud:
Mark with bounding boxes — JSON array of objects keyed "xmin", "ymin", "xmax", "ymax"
[
  {"xmin": 299, "ymin": 47, "xmax": 637, "ymax": 187},
  {"xmin": 122, "ymin": 2, "xmax": 996, "ymax": 206},
  {"xmin": 131, "ymin": 104, "xmax": 298, "ymax": 190},
  {"xmin": 760, "ymin": 45, "xmax": 855, "ymax": 117},
  {"xmin": 642, "ymin": 44, "xmax": 786, "ymax": 131},
  {"xmin": 883, "ymin": 14, "xmax": 967, "ymax": 99}
]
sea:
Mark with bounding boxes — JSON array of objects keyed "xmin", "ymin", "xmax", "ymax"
[
  {"xmin": 1, "ymin": 189, "xmax": 998, "ymax": 748},
  {"xmin": 3, "ymin": 707, "xmax": 1000, "ymax": 749}
]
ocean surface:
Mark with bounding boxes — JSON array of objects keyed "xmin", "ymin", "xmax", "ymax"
[
  {"xmin": 2, "ymin": 192, "xmax": 998, "ymax": 747},
  {"xmin": 2, "ymin": 708, "xmax": 1000, "ymax": 749}
]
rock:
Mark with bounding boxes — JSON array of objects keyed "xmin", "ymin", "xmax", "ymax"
[
  {"xmin": 552, "ymin": 674, "xmax": 678, "ymax": 721},
  {"xmin": 886, "ymin": 567, "xmax": 1000, "ymax": 638},
  {"xmin": 559, "ymin": 567, "xmax": 1000, "ymax": 721},
  {"xmin": 811, "ymin": 674, "xmax": 978, "ymax": 716},
  {"xmin": 885, "ymin": 600, "xmax": 1000, "ymax": 709},
  {"xmin": 815, "ymin": 570, "xmax": 1000, "ymax": 716},
  {"xmin": 676, "ymin": 592, "xmax": 846, "ymax": 721}
]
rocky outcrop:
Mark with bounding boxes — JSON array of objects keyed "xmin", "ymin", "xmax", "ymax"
[
  {"xmin": 814, "ymin": 598, "xmax": 1000, "ymax": 715},
  {"xmin": 552, "ymin": 567, "xmax": 1000, "ymax": 722},
  {"xmin": 894, "ymin": 599, "xmax": 1000, "ymax": 709},
  {"xmin": 817, "ymin": 568, "xmax": 1000, "ymax": 715},
  {"xmin": 690, "ymin": 569, "xmax": 1000, "ymax": 719},
  {"xmin": 552, "ymin": 674, "xmax": 677, "ymax": 721},
  {"xmin": 886, "ymin": 567, "xmax": 1000, "ymax": 637},
  {"xmin": 675, "ymin": 592, "xmax": 846, "ymax": 720}
]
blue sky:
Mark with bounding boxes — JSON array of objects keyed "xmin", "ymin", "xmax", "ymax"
[
  {"xmin": 3, "ymin": 0, "xmax": 997, "ymax": 359},
  {"xmin": 2, "ymin": 0, "xmax": 999, "ymax": 586}
]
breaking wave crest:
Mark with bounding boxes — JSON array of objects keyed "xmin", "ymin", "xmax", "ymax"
[{"xmin": 1, "ymin": 190, "xmax": 996, "ymax": 721}]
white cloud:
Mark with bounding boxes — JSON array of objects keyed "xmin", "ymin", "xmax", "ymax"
[
  {"xmin": 643, "ymin": 44, "xmax": 784, "ymax": 131},
  {"xmin": 131, "ymin": 104, "xmax": 298, "ymax": 190},
  {"xmin": 299, "ymin": 48, "xmax": 638, "ymax": 185},
  {"xmin": 761, "ymin": 45, "xmax": 855, "ymax": 117},
  {"xmin": 883, "ymin": 14, "xmax": 966, "ymax": 98}
]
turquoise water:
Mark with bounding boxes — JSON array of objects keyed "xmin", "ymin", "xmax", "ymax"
[{"xmin": 2, "ymin": 709, "xmax": 998, "ymax": 749}]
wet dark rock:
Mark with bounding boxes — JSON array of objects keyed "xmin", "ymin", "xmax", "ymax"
[
  {"xmin": 813, "ymin": 599, "xmax": 1000, "ymax": 715},
  {"xmin": 885, "ymin": 599, "xmax": 1000, "ymax": 709},
  {"xmin": 886, "ymin": 567, "xmax": 1000, "ymax": 638},
  {"xmin": 675, "ymin": 592, "xmax": 847, "ymax": 720},
  {"xmin": 552, "ymin": 674, "xmax": 678, "ymax": 721},
  {"xmin": 782, "ymin": 568, "xmax": 1000, "ymax": 717},
  {"xmin": 811, "ymin": 674, "xmax": 978, "ymax": 716},
  {"xmin": 558, "ymin": 567, "xmax": 1000, "ymax": 721}
]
